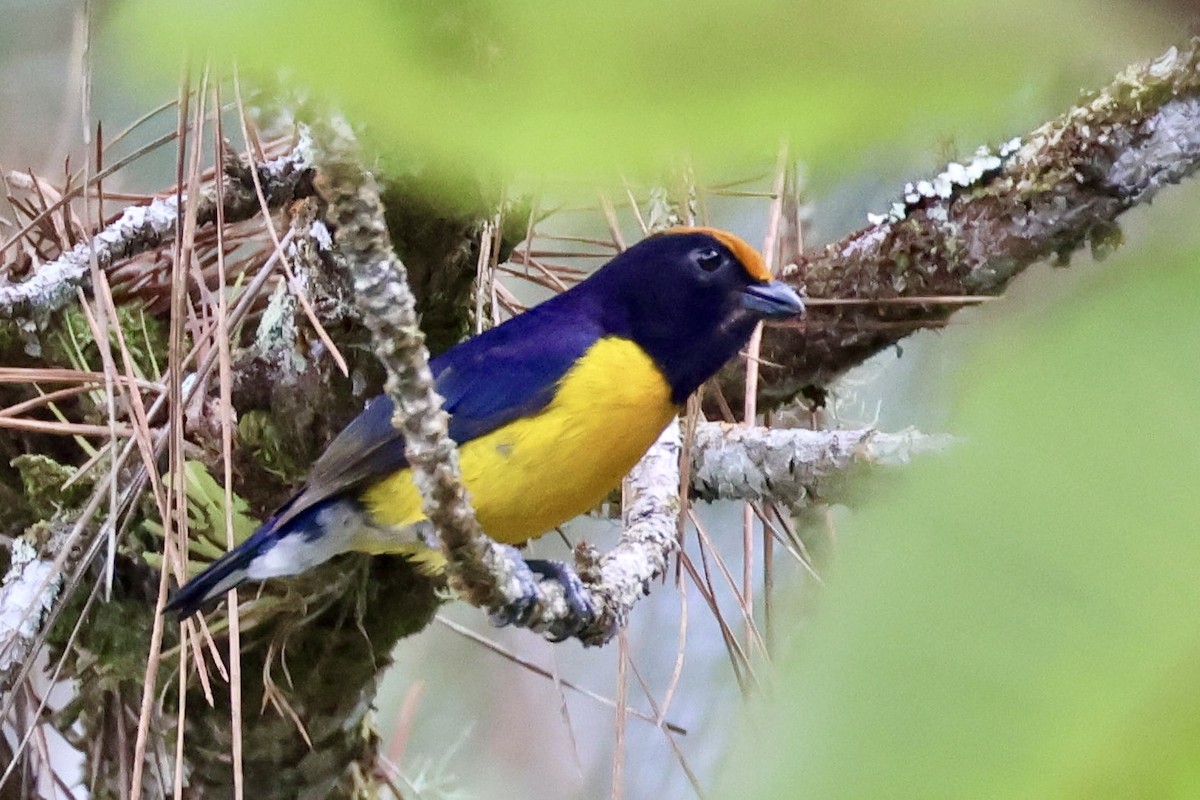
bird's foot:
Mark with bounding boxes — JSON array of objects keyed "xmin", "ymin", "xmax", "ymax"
[
  {"xmin": 527, "ymin": 558, "xmax": 595, "ymax": 635},
  {"xmin": 490, "ymin": 558, "xmax": 595, "ymax": 642}
]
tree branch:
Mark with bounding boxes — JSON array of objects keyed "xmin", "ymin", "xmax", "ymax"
[
  {"xmin": 0, "ymin": 140, "xmax": 315, "ymax": 321},
  {"xmin": 738, "ymin": 40, "xmax": 1200, "ymax": 409},
  {"xmin": 690, "ymin": 422, "xmax": 954, "ymax": 505},
  {"xmin": 0, "ymin": 537, "xmax": 61, "ymax": 689}
]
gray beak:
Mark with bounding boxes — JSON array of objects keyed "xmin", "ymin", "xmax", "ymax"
[{"xmin": 741, "ymin": 280, "xmax": 805, "ymax": 319}]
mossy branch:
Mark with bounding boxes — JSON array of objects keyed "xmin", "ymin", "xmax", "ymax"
[
  {"xmin": 314, "ymin": 119, "xmax": 593, "ymax": 641},
  {"xmin": 736, "ymin": 40, "xmax": 1200, "ymax": 410},
  {"xmin": 0, "ymin": 141, "xmax": 315, "ymax": 322}
]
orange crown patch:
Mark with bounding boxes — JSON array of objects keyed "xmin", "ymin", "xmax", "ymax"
[{"xmin": 663, "ymin": 226, "xmax": 772, "ymax": 282}]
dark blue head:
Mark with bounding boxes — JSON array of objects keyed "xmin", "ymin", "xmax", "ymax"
[{"xmin": 575, "ymin": 227, "xmax": 805, "ymax": 403}]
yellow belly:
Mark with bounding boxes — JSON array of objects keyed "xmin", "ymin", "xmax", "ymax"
[{"xmin": 360, "ymin": 336, "xmax": 678, "ymax": 545}]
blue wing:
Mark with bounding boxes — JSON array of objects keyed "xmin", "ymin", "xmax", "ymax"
[
  {"xmin": 439, "ymin": 305, "xmax": 602, "ymax": 443},
  {"xmin": 274, "ymin": 302, "xmax": 603, "ymax": 530},
  {"xmin": 168, "ymin": 299, "xmax": 603, "ymax": 617}
]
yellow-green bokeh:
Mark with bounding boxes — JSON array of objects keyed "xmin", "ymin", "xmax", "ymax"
[
  {"xmin": 719, "ymin": 244, "xmax": 1200, "ymax": 797},
  {"xmin": 109, "ymin": 0, "xmax": 1159, "ymax": 187}
]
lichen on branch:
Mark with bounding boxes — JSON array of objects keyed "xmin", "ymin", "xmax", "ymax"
[
  {"xmin": 0, "ymin": 141, "xmax": 316, "ymax": 323},
  {"xmin": 739, "ymin": 40, "xmax": 1200, "ymax": 409}
]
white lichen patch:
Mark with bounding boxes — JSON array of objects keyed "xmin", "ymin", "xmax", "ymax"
[
  {"xmin": 1108, "ymin": 96, "xmax": 1200, "ymax": 200},
  {"xmin": 308, "ymin": 220, "xmax": 333, "ymax": 251},
  {"xmin": 0, "ymin": 538, "xmax": 62, "ymax": 674},
  {"xmin": 844, "ymin": 224, "xmax": 893, "ymax": 259},
  {"xmin": 999, "ymin": 137, "xmax": 1023, "ymax": 158},
  {"xmin": 253, "ymin": 280, "xmax": 303, "ymax": 371},
  {"xmin": 868, "ymin": 139, "xmax": 1021, "ymax": 226},
  {"xmin": 926, "ymin": 204, "xmax": 949, "ymax": 223},
  {"xmin": 1148, "ymin": 46, "xmax": 1179, "ymax": 80},
  {"xmin": 291, "ymin": 124, "xmax": 318, "ymax": 168}
]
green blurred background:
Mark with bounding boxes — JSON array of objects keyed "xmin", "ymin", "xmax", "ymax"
[
  {"xmin": 108, "ymin": 0, "xmax": 1162, "ymax": 189},
  {"xmin": 4, "ymin": 0, "xmax": 1198, "ymax": 797}
]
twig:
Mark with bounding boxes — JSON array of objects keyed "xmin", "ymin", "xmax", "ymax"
[
  {"xmin": 0, "ymin": 136, "xmax": 314, "ymax": 320},
  {"xmin": 316, "ymin": 120, "xmax": 688, "ymax": 645},
  {"xmin": 433, "ymin": 616, "xmax": 686, "ymax": 733},
  {"xmin": 689, "ymin": 422, "xmax": 954, "ymax": 505}
]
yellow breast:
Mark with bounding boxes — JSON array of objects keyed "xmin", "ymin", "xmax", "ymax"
[{"xmin": 360, "ymin": 336, "xmax": 678, "ymax": 545}]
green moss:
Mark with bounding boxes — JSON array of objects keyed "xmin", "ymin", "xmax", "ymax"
[
  {"xmin": 75, "ymin": 594, "xmax": 155, "ymax": 687},
  {"xmin": 120, "ymin": 304, "xmax": 169, "ymax": 379},
  {"xmin": 239, "ymin": 408, "xmax": 310, "ymax": 482},
  {"xmin": 0, "ymin": 478, "xmax": 35, "ymax": 537},
  {"xmin": 11, "ymin": 453, "xmax": 92, "ymax": 520},
  {"xmin": 48, "ymin": 579, "xmax": 157, "ymax": 727},
  {"xmin": 41, "ymin": 305, "xmax": 93, "ymax": 369},
  {"xmin": 40, "ymin": 301, "xmax": 168, "ymax": 380},
  {"xmin": 1089, "ymin": 220, "xmax": 1124, "ymax": 262},
  {"xmin": 0, "ymin": 318, "xmax": 26, "ymax": 356},
  {"xmin": 1112, "ymin": 76, "xmax": 1173, "ymax": 113}
]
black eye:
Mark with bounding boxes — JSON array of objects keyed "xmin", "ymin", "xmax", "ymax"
[{"xmin": 695, "ymin": 247, "xmax": 724, "ymax": 273}]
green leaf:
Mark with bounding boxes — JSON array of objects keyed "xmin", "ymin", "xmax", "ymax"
[
  {"xmin": 141, "ymin": 461, "xmax": 259, "ymax": 571},
  {"xmin": 720, "ymin": 247, "xmax": 1200, "ymax": 798}
]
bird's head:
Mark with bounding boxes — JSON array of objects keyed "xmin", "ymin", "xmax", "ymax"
[{"xmin": 586, "ymin": 227, "xmax": 805, "ymax": 403}]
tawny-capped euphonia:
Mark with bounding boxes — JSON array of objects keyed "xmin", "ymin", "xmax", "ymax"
[{"xmin": 168, "ymin": 227, "xmax": 804, "ymax": 617}]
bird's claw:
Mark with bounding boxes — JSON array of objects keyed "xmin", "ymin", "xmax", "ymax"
[
  {"xmin": 489, "ymin": 558, "xmax": 595, "ymax": 642},
  {"xmin": 527, "ymin": 559, "xmax": 595, "ymax": 637}
]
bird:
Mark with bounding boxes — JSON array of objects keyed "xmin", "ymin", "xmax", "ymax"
[{"xmin": 167, "ymin": 226, "xmax": 804, "ymax": 618}]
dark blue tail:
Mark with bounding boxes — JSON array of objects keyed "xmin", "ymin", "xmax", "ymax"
[
  {"xmin": 165, "ymin": 493, "xmax": 352, "ymax": 619},
  {"xmin": 165, "ymin": 528, "xmax": 275, "ymax": 619}
]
